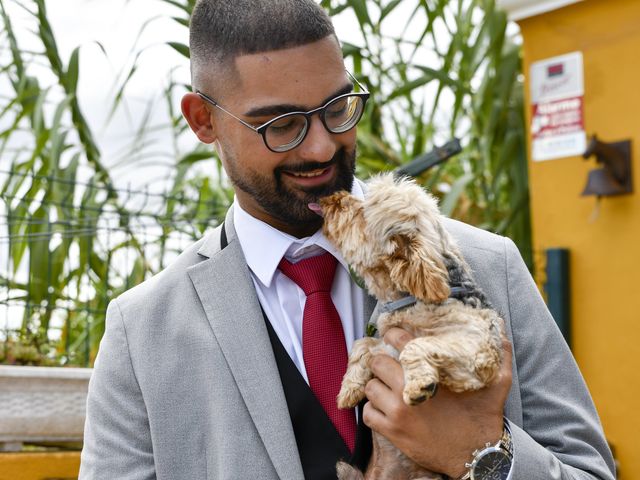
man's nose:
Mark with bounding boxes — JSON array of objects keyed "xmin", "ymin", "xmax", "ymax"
[{"xmin": 297, "ymin": 116, "xmax": 337, "ymax": 162}]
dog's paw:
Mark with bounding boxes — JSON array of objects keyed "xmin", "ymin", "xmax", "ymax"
[
  {"xmin": 399, "ymin": 339, "xmax": 440, "ymax": 404},
  {"xmin": 336, "ymin": 461, "xmax": 365, "ymax": 480},
  {"xmin": 337, "ymin": 384, "xmax": 365, "ymax": 409},
  {"xmin": 403, "ymin": 380, "xmax": 438, "ymax": 405}
]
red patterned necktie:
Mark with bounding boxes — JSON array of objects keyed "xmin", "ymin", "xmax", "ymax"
[{"xmin": 278, "ymin": 252, "xmax": 357, "ymax": 453}]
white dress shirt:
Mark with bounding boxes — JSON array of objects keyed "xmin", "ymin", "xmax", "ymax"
[{"xmin": 233, "ymin": 182, "xmax": 366, "ymax": 383}]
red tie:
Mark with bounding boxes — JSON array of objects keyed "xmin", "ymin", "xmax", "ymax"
[{"xmin": 278, "ymin": 252, "xmax": 357, "ymax": 453}]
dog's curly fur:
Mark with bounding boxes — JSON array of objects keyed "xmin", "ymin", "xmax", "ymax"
[{"xmin": 318, "ymin": 173, "xmax": 506, "ymax": 480}]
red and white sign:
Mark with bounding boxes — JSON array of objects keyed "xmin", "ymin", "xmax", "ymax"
[{"xmin": 530, "ymin": 52, "xmax": 586, "ymax": 161}]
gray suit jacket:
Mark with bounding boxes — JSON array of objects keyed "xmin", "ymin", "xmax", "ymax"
[{"xmin": 79, "ymin": 207, "xmax": 615, "ymax": 480}]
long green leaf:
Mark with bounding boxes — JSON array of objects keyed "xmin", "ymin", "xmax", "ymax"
[
  {"xmin": 386, "ymin": 71, "xmax": 441, "ymax": 101},
  {"xmin": 440, "ymin": 172, "xmax": 475, "ymax": 216},
  {"xmin": 66, "ymin": 46, "xmax": 80, "ymax": 93},
  {"xmin": 167, "ymin": 41, "xmax": 190, "ymax": 58},
  {"xmin": 380, "ymin": 0, "xmax": 403, "ymax": 22}
]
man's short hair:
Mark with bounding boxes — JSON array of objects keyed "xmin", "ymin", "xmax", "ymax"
[{"xmin": 190, "ymin": 0, "xmax": 337, "ymax": 93}]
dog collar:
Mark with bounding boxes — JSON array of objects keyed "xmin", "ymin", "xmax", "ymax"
[
  {"xmin": 379, "ymin": 286, "xmax": 469, "ymax": 314},
  {"xmin": 378, "ymin": 295, "xmax": 418, "ymax": 314},
  {"xmin": 449, "ymin": 285, "xmax": 470, "ymax": 299},
  {"xmin": 367, "ymin": 286, "xmax": 470, "ymax": 337}
]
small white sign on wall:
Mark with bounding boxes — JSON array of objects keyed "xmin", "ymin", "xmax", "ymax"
[{"xmin": 530, "ymin": 51, "xmax": 586, "ymax": 161}]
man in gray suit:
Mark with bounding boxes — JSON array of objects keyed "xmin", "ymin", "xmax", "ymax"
[{"xmin": 80, "ymin": 1, "xmax": 616, "ymax": 479}]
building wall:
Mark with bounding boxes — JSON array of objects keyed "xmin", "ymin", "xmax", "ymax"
[
  {"xmin": 0, "ymin": 452, "xmax": 80, "ymax": 480},
  {"xmin": 518, "ymin": 0, "xmax": 640, "ymax": 477}
]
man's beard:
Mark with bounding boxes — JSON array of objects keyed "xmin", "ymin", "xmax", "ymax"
[{"xmin": 227, "ymin": 147, "xmax": 356, "ymax": 229}]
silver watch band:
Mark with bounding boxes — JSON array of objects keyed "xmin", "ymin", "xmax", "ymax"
[
  {"xmin": 457, "ymin": 420, "xmax": 513, "ymax": 480},
  {"xmin": 501, "ymin": 421, "xmax": 514, "ymax": 456}
]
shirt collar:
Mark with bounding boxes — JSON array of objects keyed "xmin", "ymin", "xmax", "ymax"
[{"xmin": 233, "ymin": 181, "xmax": 364, "ymax": 288}]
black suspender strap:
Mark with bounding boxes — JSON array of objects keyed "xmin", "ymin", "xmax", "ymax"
[{"xmin": 220, "ymin": 221, "xmax": 228, "ymax": 250}]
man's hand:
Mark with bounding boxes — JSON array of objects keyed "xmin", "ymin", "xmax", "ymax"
[{"xmin": 362, "ymin": 327, "xmax": 513, "ymax": 478}]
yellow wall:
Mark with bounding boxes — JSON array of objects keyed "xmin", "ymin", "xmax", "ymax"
[
  {"xmin": 0, "ymin": 452, "xmax": 80, "ymax": 480},
  {"xmin": 518, "ymin": 0, "xmax": 640, "ymax": 478}
]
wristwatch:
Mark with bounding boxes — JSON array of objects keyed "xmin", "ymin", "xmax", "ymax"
[{"xmin": 458, "ymin": 422, "xmax": 513, "ymax": 480}]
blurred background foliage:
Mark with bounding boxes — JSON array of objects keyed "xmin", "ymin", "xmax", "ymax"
[{"xmin": 0, "ymin": 0, "xmax": 529, "ymax": 366}]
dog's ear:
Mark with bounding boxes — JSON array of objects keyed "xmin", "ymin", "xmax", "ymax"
[{"xmin": 387, "ymin": 234, "xmax": 450, "ymax": 303}]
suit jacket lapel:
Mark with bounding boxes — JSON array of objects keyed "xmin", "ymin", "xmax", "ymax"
[
  {"xmin": 363, "ymin": 291, "xmax": 378, "ymax": 328},
  {"xmin": 188, "ymin": 209, "xmax": 304, "ymax": 480}
]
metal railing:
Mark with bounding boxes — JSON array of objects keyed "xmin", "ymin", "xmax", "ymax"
[
  {"xmin": 1, "ymin": 141, "xmax": 463, "ymax": 367},
  {"xmin": 1, "ymin": 168, "xmax": 228, "ymax": 366}
]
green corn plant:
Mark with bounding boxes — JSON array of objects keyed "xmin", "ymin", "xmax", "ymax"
[
  {"xmin": 0, "ymin": 0, "xmax": 227, "ymax": 366},
  {"xmin": 158, "ymin": 0, "xmax": 531, "ymax": 265},
  {"xmin": 0, "ymin": 0, "xmax": 120, "ymax": 365},
  {"xmin": 321, "ymin": 0, "xmax": 531, "ymax": 266}
]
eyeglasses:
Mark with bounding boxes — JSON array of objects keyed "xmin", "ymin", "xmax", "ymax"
[{"xmin": 196, "ymin": 72, "xmax": 370, "ymax": 153}]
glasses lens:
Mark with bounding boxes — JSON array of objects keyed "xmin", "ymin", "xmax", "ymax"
[
  {"xmin": 265, "ymin": 114, "xmax": 308, "ymax": 152},
  {"xmin": 323, "ymin": 95, "xmax": 365, "ymax": 133}
]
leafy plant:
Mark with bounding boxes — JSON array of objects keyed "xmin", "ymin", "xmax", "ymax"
[
  {"xmin": 0, "ymin": 0, "xmax": 229, "ymax": 366},
  {"xmin": 0, "ymin": 337, "xmax": 58, "ymax": 366},
  {"xmin": 159, "ymin": 0, "xmax": 531, "ymax": 263},
  {"xmin": 321, "ymin": 0, "xmax": 531, "ymax": 265}
]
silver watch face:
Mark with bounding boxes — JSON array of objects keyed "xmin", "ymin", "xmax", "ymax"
[{"xmin": 472, "ymin": 450, "xmax": 511, "ymax": 480}]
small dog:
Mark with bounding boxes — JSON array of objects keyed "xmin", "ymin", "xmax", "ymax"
[{"xmin": 315, "ymin": 173, "xmax": 506, "ymax": 480}]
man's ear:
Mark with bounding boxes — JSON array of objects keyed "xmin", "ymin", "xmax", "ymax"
[{"xmin": 181, "ymin": 92, "xmax": 217, "ymax": 144}]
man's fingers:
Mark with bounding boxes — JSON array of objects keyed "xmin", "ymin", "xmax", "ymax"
[
  {"xmin": 368, "ymin": 353, "xmax": 405, "ymax": 392},
  {"xmin": 502, "ymin": 337, "xmax": 513, "ymax": 369},
  {"xmin": 383, "ymin": 327, "xmax": 414, "ymax": 351},
  {"xmin": 364, "ymin": 376, "xmax": 398, "ymax": 414},
  {"xmin": 362, "ymin": 400, "xmax": 387, "ymax": 432},
  {"xmin": 493, "ymin": 336, "xmax": 514, "ymax": 397}
]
